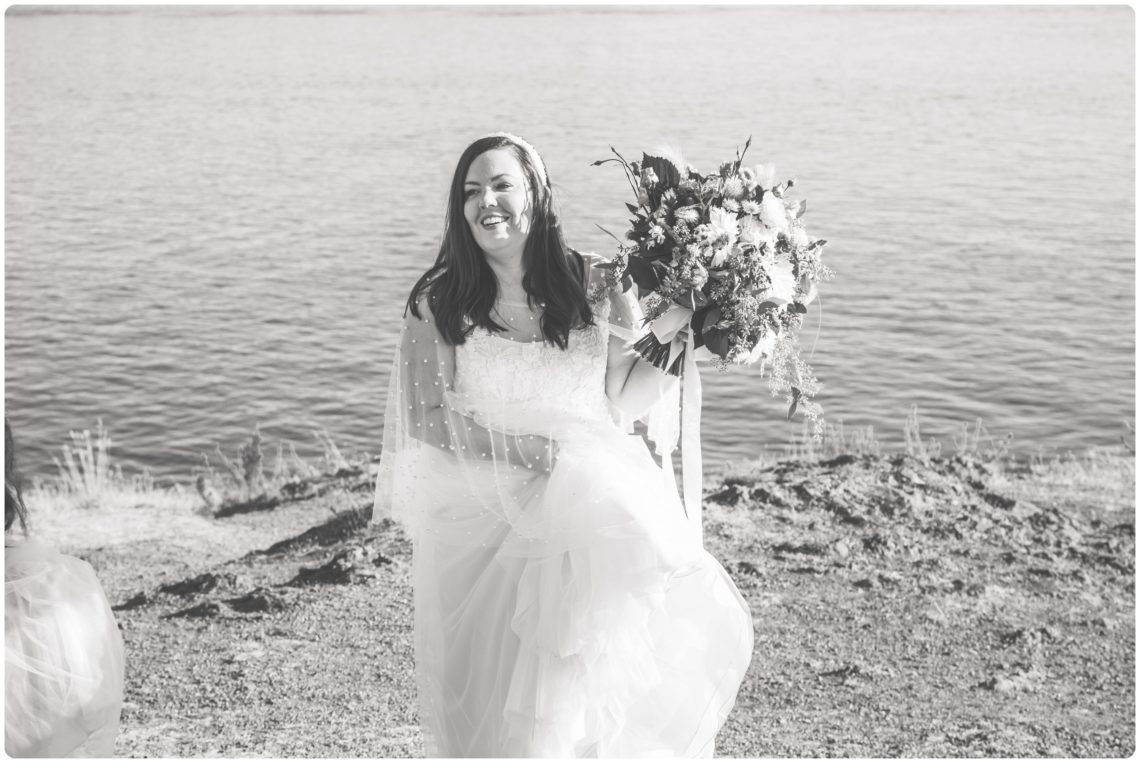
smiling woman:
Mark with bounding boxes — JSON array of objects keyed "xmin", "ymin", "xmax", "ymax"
[
  {"xmin": 463, "ymin": 149, "xmax": 534, "ymax": 264},
  {"xmin": 373, "ymin": 133, "xmax": 753, "ymax": 757},
  {"xmin": 405, "ymin": 134, "xmax": 595, "ymax": 351}
]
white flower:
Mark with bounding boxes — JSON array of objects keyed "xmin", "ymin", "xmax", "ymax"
[
  {"xmin": 710, "ymin": 245, "xmax": 731, "ymax": 268},
  {"xmin": 737, "ymin": 217, "xmax": 764, "ymax": 248},
  {"xmin": 765, "ymin": 256, "xmax": 797, "ymax": 303},
  {"xmin": 759, "ymin": 192, "xmax": 789, "ymax": 235},
  {"xmin": 760, "ymin": 227, "xmax": 779, "ymax": 252},
  {"xmin": 744, "ymin": 332, "xmax": 777, "ymax": 364},
  {"xmin": 673, "ymin": 206, "xmax": 700, "ymax": 226},
  {"xmin": 722, "ymin": 176, "xmax": 745, "ymax": 200},
  {"xmin": 740, "ymin": 199, "xmax": 761, "ymax": 215},
  {"xmin": 708, "ymin": 206, "xmax": 739, "ymax": 242},
  {"xmin": 741, "ymin": 217, "xmax": 778, "ymax": 253},
  {"xmin": 790, "ymin": 226, "xmax": 809, "ymax": 249},
  {"xmin": 754, "ymin": 164, "xmax": 777, "ymax": 191}
]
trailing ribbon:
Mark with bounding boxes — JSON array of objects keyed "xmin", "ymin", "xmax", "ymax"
[
  {"xmin": 651, "ymin": 329, "xmax": 704, "ymax": 547},
  {"xmin": 680, "ymin": 330, "xmax": 703, "ymax": 544},
  {"xmin": 644, "ymin": 304, "xmax": 706, "ymax": 545}
]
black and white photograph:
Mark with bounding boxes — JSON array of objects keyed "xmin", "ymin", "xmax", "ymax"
[{"xmin": 3, "ymin": 3, "xmax": 1134, "ymax": 758}]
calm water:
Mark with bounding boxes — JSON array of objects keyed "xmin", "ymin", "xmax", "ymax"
[{"xmin": 5, "ymin": 6, "xmax": 1135, "ymax": 480}]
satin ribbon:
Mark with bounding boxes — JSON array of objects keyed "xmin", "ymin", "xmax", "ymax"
[
  {"xmin": 646, "ymin": 303, "xmax": 706, "ymax": 545},
  {"xmin": 655, "ymin": 330, "xmax": 704, "ymax": 546},
  {"xmin": 680, "ymin": 331, "xmax": 703, "ymax": 544}
]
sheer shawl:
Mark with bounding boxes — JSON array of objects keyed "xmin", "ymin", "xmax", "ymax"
[{"xmin": 371, "ymin": 257, "xmax": 654, "ymax": 548}]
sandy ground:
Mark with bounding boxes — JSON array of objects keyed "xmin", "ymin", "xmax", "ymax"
[{"xmin": 31, "ymin": 451, "xmax": 1135, "ymax": 757}]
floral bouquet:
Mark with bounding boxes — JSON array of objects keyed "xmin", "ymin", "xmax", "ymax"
[{"xmin": 594, "ymin": 138, "xmax": 831, "ymax": 428}]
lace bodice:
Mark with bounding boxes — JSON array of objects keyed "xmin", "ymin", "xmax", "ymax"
[{"xmin": 453, "ymin": 297, "xmax": 613, "ymax": 430}]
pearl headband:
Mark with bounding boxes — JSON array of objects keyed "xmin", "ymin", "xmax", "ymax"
[{"xmin": 480, "ymin": 132, "xmax": 550, "ymax": 188}]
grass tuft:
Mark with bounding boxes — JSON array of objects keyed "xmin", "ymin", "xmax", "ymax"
[
  {"xmin": 952, "ymin": 417, "xmax": 1013, "ymax": 461},
  {"xmin": 313, "ymin": 427, "xmax": 350, "ymax": 473},
  {"xmin": 195, "ymin": 426, "xmax": 364, "ymax": 513},
  {"xmin": 30, "ymin": 421, "xmax": 197, "ymax": 518},
  {"xmin": 903, "ymin": 405, "xmax": 943, "ymax": 461},
  {"xmin": 51, "ymin": 419, "xmax": 115, "ymax": 506},
  {"xmin": 785, "ymin": 418, "xmax": 882, "ymax": 461}
]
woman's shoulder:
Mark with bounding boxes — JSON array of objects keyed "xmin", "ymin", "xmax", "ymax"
[{"xmin": 404, "ymin": 262, "xmax": 449, "ymax": 321}]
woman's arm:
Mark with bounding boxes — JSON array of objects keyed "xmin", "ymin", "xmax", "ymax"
[
  {"xmin": 605, "ymin": 335, "xmax": 679, "ymax": 420},
  {"xmin": 400, "ymin": 301, "xmax": 556, "ymax": 473},
  {"xmin": 412, "ymin": 403, "xmax": 556, "ymax": 473},
  {"xmin": 591, "ymin": 257, "xmax": 681, "ymax": 420}
]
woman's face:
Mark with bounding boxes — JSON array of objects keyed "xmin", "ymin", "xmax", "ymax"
[{"xmin": 463, "ymin": 148, "xmax": 533, "ymax": 261}]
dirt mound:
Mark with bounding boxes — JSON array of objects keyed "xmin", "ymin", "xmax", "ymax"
[
  {"xmin": 709, "ymin": 453, "xmax": 1134, "ymax": 591},
  {"xmin": 159, "ymin": 572, "xmax": 240, "ymax": 597},
  {"xmin": 255, "ymin": 505, "xmax": 376, "ymax": 558}
]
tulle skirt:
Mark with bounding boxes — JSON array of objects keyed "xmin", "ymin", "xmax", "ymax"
[
  {"xmin": 5, "ymin": 538, "xmax": 125, "ymax": 758},
  {"xmin": 404, "ymin": 422, "xmax": 753, "ymax": 758}
]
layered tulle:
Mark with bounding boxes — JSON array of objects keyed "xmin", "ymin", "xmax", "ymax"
[
  {"xmin": 400, "ymin": 426, "xmax": 752, "ymax": 757},
  {"xmin": 5, "ymin": 538, "xmax": 125, "ymax": 758},
  {"xmin": 503, "ymin": 432, "xmax": 751, "ymax": 757}
]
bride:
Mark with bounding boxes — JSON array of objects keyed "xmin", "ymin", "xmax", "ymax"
[{"xmin": 373, "ymin": 133, "xmax": 753, "ymax": 757}]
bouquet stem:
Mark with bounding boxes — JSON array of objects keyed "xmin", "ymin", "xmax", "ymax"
[{"xmin": 634, "ymin": 333, "xmax": 685, "ymax": 377}]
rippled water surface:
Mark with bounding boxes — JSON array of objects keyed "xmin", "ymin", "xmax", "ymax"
[{"xmin": 5, "ymin": 6, "xmax": 1135, "ymax": 479}]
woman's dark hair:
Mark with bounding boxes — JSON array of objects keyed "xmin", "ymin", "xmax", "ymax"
[
  {"xmin": 406, "ymin": 135, "xmax": 593, "ymax": 349},
  {"xmin": 6, "ymin": 418, "xmax": 28, "ymax": 534}
]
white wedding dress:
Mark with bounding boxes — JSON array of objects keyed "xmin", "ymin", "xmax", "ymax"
[{"xmin": 374, "ymin": 259, "xmax": 753, "ymax": 757}]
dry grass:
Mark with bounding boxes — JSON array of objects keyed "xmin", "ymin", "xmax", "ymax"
[
  {"xmin": 29, "ymin": 420, "xmax": 199, "ymax": 518},
  {"xmin": 783, "ymin": 418, "xmax": 882, "ymax": 461},
  {"xmin": 29, "ymin": 422, "xmax": 356, "ymax": 508},
  {"xmin": 722, "ymin": 408, "xmax": 1018, "ymax": 483},
  {"xmin": 23, "ymin": 422, "xmax": 364, "ymax": 553},
  {"xmin": 195, "ymin": 426, "xmax": 357, "ymax": 511},
  {"xmin": 994, "ymin": 447, "xmax": 1136, "ymax": 517}
]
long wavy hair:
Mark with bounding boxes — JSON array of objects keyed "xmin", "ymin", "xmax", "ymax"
[
  {"xmin": 6, "ymin": 418, "xmax": 28, "ymax": 534},
  {"xmin": 406, "ymin": 135, "xmax": 593, "ymax": 349}
]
